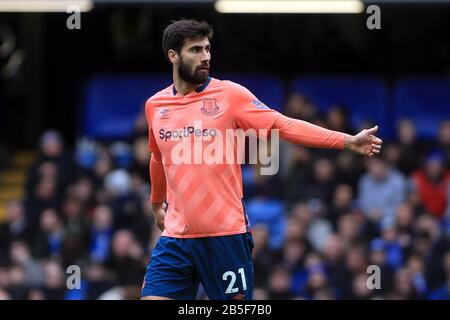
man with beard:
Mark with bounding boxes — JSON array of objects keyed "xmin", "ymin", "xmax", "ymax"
[{"xmin": 141, "ymin": 19, "xmax": 383, "ymax": 300}]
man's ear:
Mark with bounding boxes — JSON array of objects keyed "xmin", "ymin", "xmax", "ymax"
[{"xmin": 168, "ymin": 50, "xmax": 179, "ymax": 64}]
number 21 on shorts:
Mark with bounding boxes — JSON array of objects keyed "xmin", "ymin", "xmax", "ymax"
[{"xmin": 222, "ymin": 267, "xmax": 247, "ymax": 294}]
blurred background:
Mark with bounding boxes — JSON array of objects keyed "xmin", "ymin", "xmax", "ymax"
[{"xmin": 0, "ymin": 0, "xmax": 450, "ymax": 300}]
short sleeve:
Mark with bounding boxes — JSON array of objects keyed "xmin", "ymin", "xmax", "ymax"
[{"xmin": 226, "ymin": 82, "xmax": 281, "ymax": 133}]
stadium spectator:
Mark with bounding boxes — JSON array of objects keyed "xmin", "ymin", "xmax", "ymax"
[
  {"xmin": 32, "ymin": 209, "xmax": 65, "ymax": 260},
  {"xmin": 428, "ymin": 272, "xmax": 450, "ymax": 300},
  {"xmin": 350, "ymin": 273, "xmax": 373, "ymax": 299},
  {"xmin": 267, "ymin": 264, "xmax": 295, "ymax": 300},
  {"xmin": 306, "ymin": 199, "xmax": 333, "ymax": 253},
  {"xmin": 0, "ymin": 289, "xmax": 11, "ymax": 300},
  {"xmin": 379, "ymin": 222, "xmax": 405, "ymax": 270},
  {"xmin": 284, "ymin": 93, "xmax": 317, "ymax": 122},
  {"xmin": 328, "ymin": 184, "xmax": 354, "ymax": 229},
  {"xmin": 130, "ymin": 136, "xmax": 150, "ymax": 186},
  {"xmin": 283, "ymin": 146, "xmax": 314, "ymax": 208},
  {"xmin": 406, "ymin": 254, "xmax": 428, "ymax": 298},
  {"xmin": 368, "ymin": 238, "xmax": 395, "ymax": 294},
  {"xmin": 437, "ymin": 120, "xmax": 450, "ymax": 167},
  {"xmin": 280, "ymin": 239, "xmax": 307, "ymax": 273},
  {"xmin": 83, "ymin": 262, "xmax": 116, "ymax": 299},
  {"xmin": 333, "ymin": 150, "xmax": 365, "ymax": 191},
  {"xmin": 26, "ymin": 130, "xmax": 80, "ymax": 195},
  {"xmin": 301, "ymin": 158, "xmax": 338, "ymax": 204},
  {"xmin": 89, "ymin": 205, "xmax": 114, "ymax": 264},
  {"xmin": 383, "ymin": 142, "xmax": 402, "ymax": 169},
  {"xmin": 358, "ymin": 157, "xmax": 407, "ymax": 228},
  {"xmin": 336, "ymin": 212, "xmax": 364, "ymax": 251},
  {"xmin": 9, "ymin": 241, "xmax": 44, "ymax": 289},
  {"xmin": 396, "ymin": 119, "xmax": 428, "ymax": 175},
  {"xmin": 41, "ymin": 260, "xmax": 66, "ymax": 299},
  {"xmin": 104, "ymin": 230, "xmax": 145, "ymax": 286},
  {"xmin": 388, "ymin": 268, "xmax": 418, "ymax": 299},
  {"xmin": 411, "ymin": 150, "xmax": 450, "ymax": 219},
  {"xmin": 395, "ymin": 202, "xmax": 415, "ymax": 250},
  {"xmin": 252, "ymin": 224, "xmax": 276, "ymax": 288},
  {"xmin": 0, "ymin": 200, "xmax": 32, "ymax": 264},
  {"xmin": 24, "ymin": 173, "xmax": 60, "ymax": 227},
  {"xmin": 304, "ymin": 264, "xmax": 330, "ymax": 300},
  {"xmin": 61, "ymin": 195, "xmax": 90, "ymax": 265},
  {"xmin": 427, "ymin": 253, "xmax": 450, "ymax": 299},
  {"xmin": 91, "ymin": 149, "xmax": 114, "ymax": 190},
  {"xmin": 7, "ymin": 265, "xmax": 27, "ymax": 299},
  {"xmin": 326, "ymin": 105, "xmax": 355, "ymax": 135}
]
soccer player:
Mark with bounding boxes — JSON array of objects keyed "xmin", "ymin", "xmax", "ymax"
[{"xmin": 141, "ymin": 19, "xmax": 382, "ymax": 300}]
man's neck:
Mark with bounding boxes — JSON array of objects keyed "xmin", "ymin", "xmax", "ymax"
[{"xmin": 172, "ymin": 71, "xmax": 203, "ymax": 96}]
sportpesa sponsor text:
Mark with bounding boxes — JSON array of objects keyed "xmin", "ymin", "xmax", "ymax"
[{"xmin": 159, "ymin": 127, "xmax": 218, "ymax": 141}]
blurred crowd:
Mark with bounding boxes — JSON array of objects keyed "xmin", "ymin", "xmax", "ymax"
[{"xmin": 1, "ymin": 92, "xmax": 450, "ymax": 300}]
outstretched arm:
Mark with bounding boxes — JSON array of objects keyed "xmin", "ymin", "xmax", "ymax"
[
  {"xmin": 227, "ymin": 82, "xmax": 382, "ymax": 157},
  {"xmin": 273, "ymin": 113, "xmax": 382, "ymax": 157}
]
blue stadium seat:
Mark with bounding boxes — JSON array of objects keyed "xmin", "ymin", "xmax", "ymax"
[
  {"xmin": 82, "ymin": 74, "xmax": 172, "ymax": 139},
  {"xmin": 291, "ymin": 75, "xmax": 390, "ymax": 137},
  {"xmin": 393, "ymin": 76, "xmax": 450, "ymax": 139},
  {"xmin": 246, "ymin": 197, "xmax": 286, "ymax": 250},
  {"xmin": 214, "ymin": 73, "xmax": 285, "ymax": 111}
]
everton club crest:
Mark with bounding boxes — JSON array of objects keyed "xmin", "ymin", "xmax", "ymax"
[{"xmin": 201, "ymin": 98, "xmax": 220, "ymax": 116}]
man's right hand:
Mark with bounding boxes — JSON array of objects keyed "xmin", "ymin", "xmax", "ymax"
[{"xmin": 152, "ymin": 203, "xmax": 166, "ymax": 231}]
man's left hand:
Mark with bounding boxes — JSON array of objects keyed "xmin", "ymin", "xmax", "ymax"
[{"xmin": 345, "ymin": 125, "xmax": 383, "ymax": 157}]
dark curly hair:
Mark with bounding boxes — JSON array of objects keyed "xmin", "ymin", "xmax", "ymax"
[{"xmin": 162, "ymin": 19, "xmax": 213, "ymax": 62}]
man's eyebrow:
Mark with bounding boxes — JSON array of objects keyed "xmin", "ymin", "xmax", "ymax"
[{"xmin": 188, "ymin": 44, "xmax": 211, "ymax": 50}]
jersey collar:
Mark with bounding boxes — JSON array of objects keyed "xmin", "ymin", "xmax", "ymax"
[{"xmin": 172, "ymin": 76, "xmax": 211, "ymax": 96}]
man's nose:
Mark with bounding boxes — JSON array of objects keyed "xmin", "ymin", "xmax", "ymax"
[{"xmin": 201, "ymin": 50, "xmax": 210, "ymax": 62}]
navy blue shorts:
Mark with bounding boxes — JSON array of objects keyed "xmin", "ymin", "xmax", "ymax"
[{"xmin": 141, "ymin": 232, "xmax": 254, "ymax": 300}]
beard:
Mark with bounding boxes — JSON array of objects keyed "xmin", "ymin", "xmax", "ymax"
[{"xmin": 178, "ymin": 58, "xmax": 209, "ymax": 85}]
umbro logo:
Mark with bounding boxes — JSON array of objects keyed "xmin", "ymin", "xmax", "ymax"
[{"xmin": 160, "ymin": 108, "xmax": 170, "ymax": 119}]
